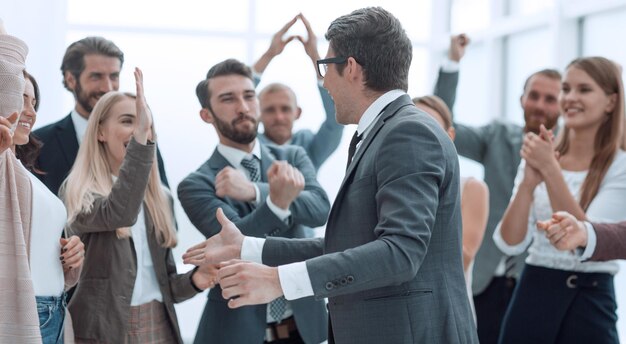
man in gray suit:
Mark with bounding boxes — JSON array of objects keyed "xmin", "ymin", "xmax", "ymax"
[
  {"xmin": 184, "ymin": 7, "xmax": 478, "ymax": 343},
  {"xmin": 253, "ymin": 14, "xmax": 342, "ymax": 170},
  {"xmin": 433, "ymin": 36, "xmax": 562, "ymax": 344},
  {"xmin": 178, "ymin": 59, "xmax": 330, "ymax": 343}
]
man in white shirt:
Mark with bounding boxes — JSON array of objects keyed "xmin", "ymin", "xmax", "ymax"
[
  {"xmin": 178, "ymin": 58, "xmax": 330, "ymax": 344},
  {"xmin": 183, "ymin": 7, "xmax": 478, "ymax": 344}
]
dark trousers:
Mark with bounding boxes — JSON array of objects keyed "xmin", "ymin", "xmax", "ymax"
[
  {"xmin": 498, "ymin": 265, "xmax": 618, "ymax": 344},
  {"xmin": 473, "ymin": 276, "xmax": 517, "ymax": 344}
]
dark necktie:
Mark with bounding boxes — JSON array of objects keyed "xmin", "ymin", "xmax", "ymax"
[
  {"xmin": 240, "ymin": 156, "xmax": 260, "ymax": 182},
  {"xmin": 346, "ymin": 130, "xmax": 363, "ymax": 170}
]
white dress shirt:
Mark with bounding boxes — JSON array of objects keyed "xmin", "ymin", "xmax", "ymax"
[
  {"xmin": 493, "ymin": 151, "xmax": 626, "ymax": 275},
  {"xmin": 242, "ymin": 90, "xmax": 407, "ymax": 301},
  {"xmin": 130, "ymin": 206, "xmax": 164, "ymax": 306},
  {"xmin": 70, "ymin": 109, "xmax": 88, "ymax": 144}
]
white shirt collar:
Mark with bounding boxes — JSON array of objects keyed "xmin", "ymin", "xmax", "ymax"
[
  {"xmin": 70, "ymin": 109, "xmax": 89, "ymax": 144},
  {"xmin": 356, "ymin": 90, "xmax": 406, "ymax": 139},
  {"xmin": 217, "ymin": 139, "xmax": 262, "ymax": 168}
]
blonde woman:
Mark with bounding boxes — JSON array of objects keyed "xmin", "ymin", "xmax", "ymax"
[
  {"xmin": 62, "ymin": 68, "xmax": 215, "ymax": 343},
  {"xmin": 414, "ymin": 95, "xmax": 489, "ymax": 321},
  {"xmin": 495, "ymin": 57, "xmax": 626, "ymax": 344}
]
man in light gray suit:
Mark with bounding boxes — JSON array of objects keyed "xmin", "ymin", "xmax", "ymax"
[
  {"xmin": 433, "ymin": 36, "xmax": 562, "ymax": 344},
  {"xmin": 178, "ymin": 59, "xmax": 330, "ymax": 343},
  {"xmin": 253, "ymin": 14, "xmax": 342, "ymax": 170},
  {"xmin": 184, "ymin": 7, "xmax": 478, "ymax": 343}
]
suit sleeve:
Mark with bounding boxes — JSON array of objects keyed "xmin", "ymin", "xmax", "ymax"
[
  {"xmin": 67, "ymin": 138, "xmax": 154, "ymax": 234},
  {"xmin": 590, "ymin": 222, "xmax": 626, "ymax": 261},
  {"xmin": 263, "ymin": 237, "xmax": 325, "ymax": 266},
  {"xmin": 305, "ymin": 84, "xmax": 343, "ymax": 170},
  {"xmin": 178, "ymin": 146, "xmax": 330, "ymax": 239},
  {"xmin": 434, "ymin": 68, "xmax": 459, "ymax": 112},
  {"xmin": 302, "ymin": 120, "xmax": 447, "ymax": 298},
  {"xmin": 433, "ymin": 67, "xmax": 492, "ymax": 163}
]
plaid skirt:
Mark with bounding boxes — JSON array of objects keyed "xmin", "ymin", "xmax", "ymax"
[{"xmin": 76, "ymin": 300, "xmax": 177, "ymax": 344}]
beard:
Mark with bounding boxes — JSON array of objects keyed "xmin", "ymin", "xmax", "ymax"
[
  {"xmin": 73, "ymin": 80, "xmax": 106, "ymax": 115},
  {"xmin": 212, "ymin": 111, "xmax": 258, "ymax": 144}
]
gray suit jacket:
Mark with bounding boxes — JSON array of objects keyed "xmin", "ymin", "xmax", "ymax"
[
  {"xmin": 178, "ymin": 143, "xmax": 330, "ymax": 344},
  {"xmin": 435, "ymin": 70, "xmax": 527, "ymax": 294},
  {"xmin": 590, "ymin": 221, "xmax": 626, "ymax": 261},
  {"xmin": 263, "ymin": 95, "xmax": 478, "ymax": 344},
  {"xmin": 67, "ymin": 139, "xmax": 197, "ymax": 344},
  {"xmin": 255, "ymin": 76, "xmax": 344, "ymax": 170}
]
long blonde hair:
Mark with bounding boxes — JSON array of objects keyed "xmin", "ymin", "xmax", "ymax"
[
  {"xmin": 555, "ymin": 56, "xmax": 626, "ymax": 211},
  {"xmin": 62, "ymin": 92, "xmax": 177, "ymax": 247}
]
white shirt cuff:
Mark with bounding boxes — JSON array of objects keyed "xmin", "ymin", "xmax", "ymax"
[
  {"xmin": 277, "ymin": 262, "xmax": 314, "ymax": 300},
  {"xmin": 241, "ymin": 236, "xmax": 265, "ymax": 263},
  {"xmin": 266, "ymin": 195, "xmax": 291, "ymax": 221},
  {"xmin": 253, "ymin": 184, "xmax": 260, "ymax": 204},
  {"xmin": 441, "ymin": 57, "xmax": 460, "ymax": 73},
  {"xmin": 252, "ymin": 68, "xmax": 263, "ymax": 78},
  {"xmin": 492, "ymin": 224, "xmax": 529, "ymax": 256},
  {"xmin": 579, "ymin": 221, "xmax": 597, "ymax": 261}
]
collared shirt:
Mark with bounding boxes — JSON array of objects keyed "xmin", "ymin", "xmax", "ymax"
[
  {"xmin": 70, "ymin": 109, "xmax": 88, "ymax": 144},
  {"xmin": 216, "ymin": 140, "xmax": 290, "ymax": 219},
  {"xmin": 242, "ymin": 90, "xmax": 407, "ymax": 301}
]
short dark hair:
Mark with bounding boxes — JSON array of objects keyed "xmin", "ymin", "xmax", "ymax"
[
  {"xmin": 522, "ymin": 69, "xmax": 561, "ymax": 93},
  {"xmin": 195, "ymin": 58, "xmax": 253, "ymax": 112},
  {"xmin": 61, "ymin": 37, "xmax": 124, "ymax": 91},
  {"xmin": 325, "ymin": 7, "xmax": 412, "ymax": 92}
]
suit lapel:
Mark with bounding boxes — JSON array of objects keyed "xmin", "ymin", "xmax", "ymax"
[
  {"xmin": 207, "ymin": 149, "xmax": 231, "ymax": 173},
  {"xmin": 259, "ymin": 144, "xmax": 276, "ymax": 182},
  {"xmin": 55, "ymin": 114, "xmax": 80, "ymax": 168},
  {"xmin": 337, "ymin": 95, "xmax": 414, "ymax": 195}
]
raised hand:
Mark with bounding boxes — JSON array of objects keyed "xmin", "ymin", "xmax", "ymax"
[
  {"xmin": 537, "ymin": 211, "xmax": 588, "ymax": 251},
  {"xmin": 217, "ymin": 259, "xmax": 283, "ymax": 309},
  {"xmin": 268, "ymin": 15, "xmax": 298, "ymax": 58},
  {"xmin": 133, "ymin": 67, "xmax": 153, "ymax": 144},
  {"xmin": 0, "ymin": 112, "xmax": 17, "ymax": 154},
  {"xmin": 268, "ymin": 161, "xmax": 305, "ymax": 210},
  {"xmin": 183, "ymin": 208, "xmax": 245, "ymax": 265},
  {"xmin": 60, "ymin": 235, "xmax": 85, "ymax": 272},
  {"xmin": 215, "ymin": 167, "xmax": 256, "ymax": 201},
  {"xmin": 448, "ymin": 34, "xmax": 470, "ymax": 62}
]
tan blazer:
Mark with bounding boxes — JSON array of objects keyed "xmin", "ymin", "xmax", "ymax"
[
  {"xmin": 66, "ymin": 139, "xmax": 198, "ymax": 344},
  {"xmin": 591, "ymin": 221, "xmax": 626, "ymax": 261}
]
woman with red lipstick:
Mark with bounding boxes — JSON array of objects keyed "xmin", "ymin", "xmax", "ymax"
[
  {"xmin": 495, "ymin": 56, "xmax": 626, "ymax": 344},
  {"xmin": 61, "ymin": 68, "xmax": 215, "ymax": 343}
]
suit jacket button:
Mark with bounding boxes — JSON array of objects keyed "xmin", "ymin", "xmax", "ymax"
[
  {"xmin": 340, "ymin": 278, "xmax": 347, "ymax": 285},
  {"xmin": 347, "ymin": 275, "xmax": 354, "ymax": 283},
  {"xmin": 325, "ymin": 282, "xmax": 334, "ymax": 290}
]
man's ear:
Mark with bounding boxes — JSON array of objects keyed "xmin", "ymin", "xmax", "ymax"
[
  {"xmin": 65, "ymin": 71, "xmax": 77, "ymax": 91},
  {"xmin": 200, "ymin": 108, "xmax": 213, "ymax": 124},
  {"xmin": 295, "ymin": 106, "xmax": 302, "ymax": 120}
]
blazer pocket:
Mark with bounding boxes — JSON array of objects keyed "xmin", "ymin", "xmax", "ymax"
[
  {"xmin": 347, "ymin": 175, "xmax": 374, "ymax": 193},
  {"xmin": 364, "ymin": 289, "xmax": 432, "ymax": 302}
]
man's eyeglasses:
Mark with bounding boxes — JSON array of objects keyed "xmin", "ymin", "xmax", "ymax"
[{"xmin": 316, "ymin": 57, "xmax": 348, "ymax": 78}]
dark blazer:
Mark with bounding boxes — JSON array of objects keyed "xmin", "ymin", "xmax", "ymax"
[
  {"xmin": 263, "ymin": 95, "xmax": 478, "ymax": 343},
  {"xmin": 590, "ymin": 222, "xmax": 626, "ymax": 261},
  {"xmin": 435, "ymin": 70, "xmax": 527, "ymax": 294},
  {"xmin": 178, "ymin": 143, "xmax": 330, "ymax": 344},
  {"xmin": 33, "ymin": 113, "xmax": 169, "ymax": 196},
  {"xmin": 67, "ymin": 139, "xmax": 197, "ymax": 344}
]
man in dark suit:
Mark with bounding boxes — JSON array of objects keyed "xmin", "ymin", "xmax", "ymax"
[
  {"xmin": 433, "ymin": 35, "xmax": 562, "ymax": 344},
  {"xmin": 538, "ymin": 211, "xmax": 626, "ymax": 261},
  {"xmin": 34, "ymin": 37, "xmax": 168, "ymax": 195},
  {"xmin": 178, "ymin": 59, "xmax": 330, "ymax": 344},
  {"xmin": 183, "ymin": 7, "xmax": 478, "ymax": 343}
]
